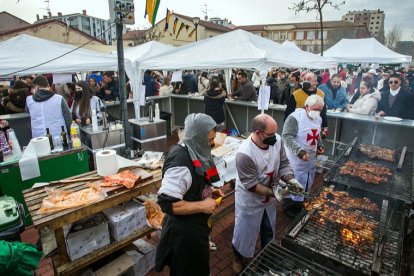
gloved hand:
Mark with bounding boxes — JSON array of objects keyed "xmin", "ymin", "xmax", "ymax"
[
  {"xmin": 287, "ymin": 179, "xmax": 304, "ymax": 193},
  {"xmin": 273, "ymin": 186, "xmax": 289, "ymax": 202}
]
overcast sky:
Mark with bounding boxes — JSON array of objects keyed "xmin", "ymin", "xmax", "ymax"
[{"xmin": 2, "ymin": 0, "xmax": 413, "ymax": 40}]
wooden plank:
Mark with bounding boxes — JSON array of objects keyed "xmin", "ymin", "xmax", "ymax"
[
  {"xmin": 54, "ymin": 226, "xmax": 154, "ymax": 276},
  {"xmin": 24, "ymin": 168, "xmax": 161, "ymax": 226},
  {"xmin": 33, "ymin": 177, "xmax": 162, "ymax": 228},
  {"xmin": 94, "ymin": 253, "xmax": 134, "ymax": 276},
  {"xmin": 54, "ymin": 227, "xmax": 69, "ymax": 264}
]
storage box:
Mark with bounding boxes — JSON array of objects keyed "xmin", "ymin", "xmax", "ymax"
[
  {"xmin": 124, "ymin": 247, "xmax": 145, "ymax": 276},
  {"xmin": 102, "ymin": 200, "xmax": 147, "ymax": 241},
  {"xmin": 133, "ymin": 239, "xmax": 156, "ymax": 274},
  {"xmin": 65, "ymin": 213, "xmax": 110, "ymax": 261}
]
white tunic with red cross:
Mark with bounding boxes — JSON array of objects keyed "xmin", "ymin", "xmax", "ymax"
[{"xmin": 285, "ymin": 108, "xmax": 321, "ymax": 202}]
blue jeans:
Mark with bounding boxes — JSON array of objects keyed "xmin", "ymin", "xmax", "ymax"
[{"xmin": 260, "ymin": 210, "xmax": 273, "ymax": 248}]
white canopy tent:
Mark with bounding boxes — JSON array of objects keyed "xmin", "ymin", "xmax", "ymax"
[
  {"xmin": 109, "ymin": 41, "xmax": 175, "ymax": 118},
  {"xmin": 139, "ymin": 29, "xmax": 337, "ymax": 71},
  {"xmin": 323, "ymin": 37, "xmax": 412, "ymax": 64},
  {"xmin": 134, "ymin": 29, "xmax": 337, "ymax": 116},
  {"xmin": 0, "ymin": 34, "xmax": 121, "ymax": 76},
  {"xmin": 282, "ymin": 40, "xmax": 302, "ymax": 51}
]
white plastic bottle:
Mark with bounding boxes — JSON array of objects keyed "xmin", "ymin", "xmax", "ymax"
[
  {"xmin": 70, "ymin": 121, "xmax": 81, "ymax": 148},
  {"xmin": 155, "ymin": 103, "xmax": 160, "ymax": 120}
]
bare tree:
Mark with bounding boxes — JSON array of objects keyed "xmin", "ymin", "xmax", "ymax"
[
  {"xmin": 290, "ymin": 0, "xmax": 345, "ymax": 56},
  {"xmin": 386, "ymin": 25, "xmax": 402, "ymax": 50},
  {"xmin": 128, "ymin": 27, "xmax": 166, "ymax": 46}
]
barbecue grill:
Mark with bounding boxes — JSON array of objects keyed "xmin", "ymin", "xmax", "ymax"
[
  {"xmin": 240, "ymin": 240, "xmax": 340, "ymax": 276},
  {"xmin": 281, "ymin": 185, "xmax": 406, "ymax": 275},
  {"xmin": 325, "ymin": 137, "xmax": 414, "ymax": 204}
]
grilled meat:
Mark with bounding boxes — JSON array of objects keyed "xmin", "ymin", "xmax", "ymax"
[
  {"xmin": 339, "ymin": 160, "xmax": 392, "ymax": 184},
  {"xmin": 305, "ymin": 188, "xmax": 379, "ymax": 243},
  {"xmin": 359, "ymin": 144, "xmax": 395, "ymax": 162}
]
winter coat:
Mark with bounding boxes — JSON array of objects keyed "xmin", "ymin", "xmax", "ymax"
[
  {"xmin": 319, "ymin": 82, "xmax": 349, "ymax": 110},
  {"xmin": 266, "ymin": 77, "xmax": 280, "ymax": 103},
  {"xmin": 198, "ymin": 77, "xmax": 210, "ymax": 96},
  {"xmin": 348, "ymin": 91, "xmax": 381, "ymax": 115},
  {"xmin": 204, "ymin": 88, "xmax": 226, "ymax": 124}
]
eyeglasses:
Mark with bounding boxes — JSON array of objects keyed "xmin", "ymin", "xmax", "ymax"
[{"xmin": 389, "ymin": 80, "xmax": 400, "ymax": 85}]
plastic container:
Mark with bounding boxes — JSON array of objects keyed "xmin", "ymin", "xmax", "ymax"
[
  {"xmin": 0, "ymin": 196, "xmax": 25, "ymax": 241},
  {"xmin": 6, "ymin": 128, "xmax": 22, "ymax": 158},
  {"xmin": 70, "ymin": 121, "xmax": 81, "ymax": 148}
]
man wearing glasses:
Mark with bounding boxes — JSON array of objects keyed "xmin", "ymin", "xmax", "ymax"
[
  {"xmin": 231, "ymin": 114, "xmax": 300, "ymax": 273},
  {"xmin": 377, "ymin": 74, "xmax": 414, "ymax": 119}
]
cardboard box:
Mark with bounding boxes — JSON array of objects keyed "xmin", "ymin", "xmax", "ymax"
[
  {"xmin": 124, "ymin": 247, "xmax": 145, "ymax": 276},
  {"xmin": 65, "ymin": 214, "xmax": 110, "ymax": 261},
  {"xmin": 102, "ymin": 200, "xmax": 147, "ymax": 241},
  {"xmin": 132, "ymin": 239, "xmax": 156, "ymax": 274}
]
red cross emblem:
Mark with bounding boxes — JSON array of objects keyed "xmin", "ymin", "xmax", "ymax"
[{"xmin": 306, "ymin": 129, "xmax": 319, "ymax": 145}]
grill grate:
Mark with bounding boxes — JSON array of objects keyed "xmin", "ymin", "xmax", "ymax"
[
  {"xmin": 241, "ymin": 241, "xmax": 340, "ymax": 276},
  {"xmin": 325, "ymin": 140, "xmax": 413, "ymax": 203},
  {"xmin": 281, "ymin": 186, "xmax": 404, "ymax": 275}
]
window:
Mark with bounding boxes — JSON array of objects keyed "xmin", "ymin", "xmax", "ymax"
[
  {"xmin": 273, "ymin": 32, "xmax": 279, "ymax": 41},
  {"xmin": 376, "ymin": 21, "xmax": 379, "ymax": 24},
  {"xmin": 307, "ymin": 31, "xmax": 315, "ymax": 40},
  {"xmin": 375, "ymin": 26, "xmax": 379, "ymax": 29},
  {"xmin": 287, "ymin": 32, "xmax": 293, "ymax": 40},
  {"xmin": 296, "ymin": 31, "xmax": 304, "ymax": 40},
  {"xmin": 280, "ymin": 33, "xmax": 286, "ymax": 41}
]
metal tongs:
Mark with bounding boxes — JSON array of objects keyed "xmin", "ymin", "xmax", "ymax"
[{"xmin": 278, "ymin": 180, "xmax": 309, "ymax": 197}]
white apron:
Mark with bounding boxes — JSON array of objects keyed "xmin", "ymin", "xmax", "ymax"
[
  {"xmin": 285, "ymin": 109, "xmax": 321, "ymax": 202},
  {"xmin": 232, "ymin": 134, "xmax": 282, "ymax": 257}
]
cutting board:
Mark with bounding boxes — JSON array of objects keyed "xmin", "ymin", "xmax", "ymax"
[{"xmin": 97, "ymin": 168, "xmax": 153, "ymax": 195}]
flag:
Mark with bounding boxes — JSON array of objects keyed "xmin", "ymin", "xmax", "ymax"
[
  {"xmin": 176, "ymin": 22, "xmax": 185, "ymax": 38},
  {"xmin": 188, "ymin": 28, "xmax": 196, "ymax": 39},
  {"xmin": 185, "ymin": 25, "xmax": 190, "ymax": 32},
  {"xmin": 164, "ymin": 8, "xmax": 171, "ymax": 31},
  {"xmin": 173, "ymin": 18, "xmax": 179, "ymax": 34},
  {"xmin": 145, "ymin": 0, "xmax": 161, "ymax": 27}
]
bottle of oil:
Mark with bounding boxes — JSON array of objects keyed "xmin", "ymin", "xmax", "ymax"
[
  {"xmin": 70, "ymin": 121, "xmax": 81, "ymax": 149},
  {"xmin": 61, "ymin": 126, "xmax": 68, "ymax": 149},
  {"xmin": 46, "ymin": 128, "xmax": 54, "ymax": 150}
]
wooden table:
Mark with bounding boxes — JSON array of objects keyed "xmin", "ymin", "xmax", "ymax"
[{"xmin": 22, "ymin": 168, "xmax": 162, "ymax": 275}]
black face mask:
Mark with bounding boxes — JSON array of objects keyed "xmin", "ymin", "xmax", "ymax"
[
  {"xmin": 302, "ymin": 81, "xmax": 311, "ymax": 91},
  {"xmin": 75, "ymin": 91, "xmax": 82, "ymax": 97},
  {"xmin": 262, "ymin": 134, "xmax": 277, "ymax": 146}
]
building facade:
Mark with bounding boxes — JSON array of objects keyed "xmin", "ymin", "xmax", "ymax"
[
  {"xmin": 144, "ymin": 12, "xmax": 232, "ymax": 47},
  {"xmin": 209, "ymin": 17, "xmax": 235, "ymax": 29},
  {"xmin": 0, "ymin": 12, "xmax": 31, "ymax": 34},
  {"xmin": 342, "ymin": 9, "xmax": 385, "ymax": 43},
  {"xmin": 236, "ymin": 21, "xmax": 370, "ymax": 54},
  {"xmin": 35, "ymin": 10, "xmax": 116, "ymax": 45},
  {"xmin": 0, "ymin": 19, "xmax": 106, "ymax": 46}
]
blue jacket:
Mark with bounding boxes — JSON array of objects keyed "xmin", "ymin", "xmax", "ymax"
[
  {"xmin": 143, "ymin": 73, "xmax": 158, "ymax": 97},
  {"xmin": 319, "ymin": 83, "xmax": 348, "ymax": 110}
]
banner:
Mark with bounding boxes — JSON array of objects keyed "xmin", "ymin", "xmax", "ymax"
[
  {"xmin": 164, "ymin": 9, "xmax": 171, "ymax": 31},
  {"xmin": 176, "ymin": 22, "xmax": 185, "ymax": 38},
  {"xmin": 173, "ymin": 17, "xmax": 179, "ymax": 34},
  {"xmin": 145, "ymin": 0, "xmax": 161, "ymax": 26}
]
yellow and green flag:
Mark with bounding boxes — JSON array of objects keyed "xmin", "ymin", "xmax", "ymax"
[
  {"xmin": 164, "ymin": 9, "xmax": 171, "ymax": 31},
  {"xmin": 145, "ymin": 0, "xmax": 161, "ymax": 27}
]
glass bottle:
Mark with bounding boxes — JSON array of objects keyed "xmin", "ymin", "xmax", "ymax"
[{"xmin": 46, "ymin": 128, "xmax": 54, "ymax": 150}]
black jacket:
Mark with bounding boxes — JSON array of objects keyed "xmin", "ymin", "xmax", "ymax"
[
  {"xmin": 377, "ymin": 88, "xmax": 414, "ymax": 119},
  {"xmin": 204, "ymin": 88, "xmax": 226, "ymax": 124}
]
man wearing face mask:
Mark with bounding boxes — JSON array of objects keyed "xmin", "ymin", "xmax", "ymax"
[
  {"xmin": 232, "ymin": 114, "xmax": 299, "ymax": 273},
  {"xmin": 282, "ymin": 95, "xmax": 325, "ymax": 218},
  {"xmin": 284, "ymin": 72, "xmax": 328, "ymax": 138}
]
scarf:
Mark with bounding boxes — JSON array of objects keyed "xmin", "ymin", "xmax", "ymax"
[{"xmin": 183, "ymin": 113, "xmax": 220, "ymax": 183}]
